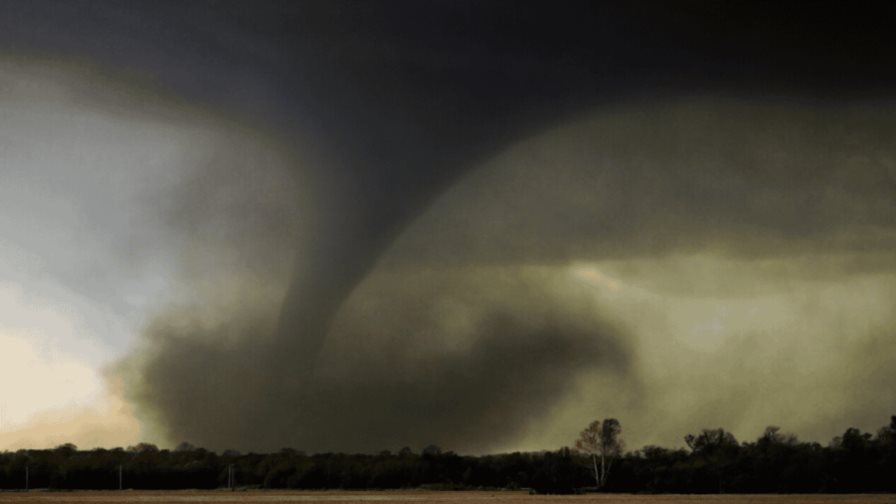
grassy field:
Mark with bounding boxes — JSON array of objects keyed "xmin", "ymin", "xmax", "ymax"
[{"xmin": 0, "ymin": 491, "xmax": 893, "ymax": 504}]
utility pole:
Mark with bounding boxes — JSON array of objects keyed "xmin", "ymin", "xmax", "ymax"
[
  {"xmin": 25, "ymin": 463, "xmax": 29, "ymax": 491},
  {"xmin": 118, "ymin": 464, "xmax": 123, "ymax": 490}
]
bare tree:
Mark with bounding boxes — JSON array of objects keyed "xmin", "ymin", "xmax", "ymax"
[{"xmin": 574, "ymin": 418, "xmax": 623, "ymax": 489}]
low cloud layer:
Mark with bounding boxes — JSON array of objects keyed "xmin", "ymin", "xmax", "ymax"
[{"xmin": 127, "ymin": 268, "xmax": 633, "ymax": 453}]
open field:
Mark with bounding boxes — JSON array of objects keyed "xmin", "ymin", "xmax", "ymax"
[{"xmin": 0, "ymin": 492, "xmax": 893, "ymax": 504}]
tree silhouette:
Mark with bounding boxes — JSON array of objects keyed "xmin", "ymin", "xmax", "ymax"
[{"xmin": 1, "ymin": 415, "xmax": 895, "ymax": 492}]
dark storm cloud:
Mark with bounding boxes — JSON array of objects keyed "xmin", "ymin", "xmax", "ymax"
[
  {"xmin": 119, "ymin": 95, "xmax": 896, "ymax": 452},
  {"xmin": 127, "ymin": 269, "xmax": 634, "ymax": 452},
  {"xmin": 384, "ymin": 99, "xmax": 896, "ymax": 269},
  {"xmin": 4, "ymin": 1, "xmax": 896, "ymax": 451}
]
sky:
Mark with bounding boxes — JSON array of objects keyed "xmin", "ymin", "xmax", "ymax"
[{"xmin": 0, "ymin": 1, "xmax": 894, "ymax": 454}]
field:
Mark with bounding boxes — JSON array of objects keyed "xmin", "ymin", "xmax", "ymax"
[{"xmin": 0, "ymin": 492, "xmax": 893, "ymax": 504}]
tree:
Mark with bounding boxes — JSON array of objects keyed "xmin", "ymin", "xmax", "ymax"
[
  {"xmin": 574, "ymin": 418, "xmax": 623, "ymax": 489},
  {"xmin": 421, "ymin": 445, "xmax": 442, "ymax": 457},
  {"xmin": 684, "ymin": 428, "xmax": 740, "ymax": 492},
  {"xmin": 685, "ymin": 428, "xmax": 738, "ymax": 454},
  {"xmin": 174, "ymin": 442, "xmax": 198, "ymax": 454},
  {"xmin": 876, "ymin": 416, "xmax": 896, "ymax": 448}
]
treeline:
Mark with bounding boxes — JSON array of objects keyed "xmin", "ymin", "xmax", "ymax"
[{"xmin": 1, "ymin": 416, "xmax": 894, "ymax": 493}]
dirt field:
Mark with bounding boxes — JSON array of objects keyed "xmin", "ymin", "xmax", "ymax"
[{"xmin": 0, "ymin": 491, "xmax": 893, "ymax": 504}]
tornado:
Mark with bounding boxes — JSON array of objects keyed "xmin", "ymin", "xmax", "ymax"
[{"xmin": 3, "ymin": 1, "xmax": 895, "ymax": 452}]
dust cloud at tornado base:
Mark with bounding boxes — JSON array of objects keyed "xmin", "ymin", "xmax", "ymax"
[{"xmin": 122, "ymin": 98, "xmax": 896, "ymax": 453}]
